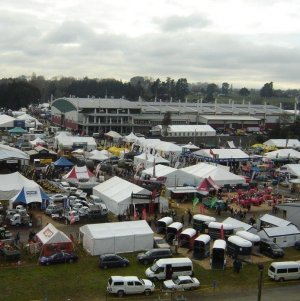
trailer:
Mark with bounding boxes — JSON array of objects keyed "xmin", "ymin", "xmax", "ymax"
[
  {"xmin": 192, "ymin": 214, "xmax": 216, "ymax": 232},
  {"xmin": 208, "ymin": 222, "xmax": 234, "ymax": 240},
  {"xmin": 156, "ymin": 216, "xmax": 173, "ymax": 234},
  {"xmin": 211, "ymin": 239, "xmax": 226, "ymax": 270},
  {"xmin": 166, "ymin": 222, "xmax": 183, "ymax": 244},
  {"xmin": 193, "ymin": 234, "xmax": 211, "ymax": 259},
  {"xmin": 227, "ymin": 235, "xmax": 252, "ymax": 258},
  {"xmin": 179, "ymin": 228, "xmax": 197, "ymax": 248}
]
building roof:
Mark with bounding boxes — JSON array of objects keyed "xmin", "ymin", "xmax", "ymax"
[
  {"xmin": 199, "ymin": 115, "xmax": 260, "ymax": 121},
  {"xmin": 261, "ymin": 225, "xmax": 300, "ymax": 237},
  {"xmin": 260, "ymin": 213, "xmax": 292, "ymax": 227}
]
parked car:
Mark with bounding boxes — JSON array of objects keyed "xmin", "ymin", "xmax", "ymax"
[
  {"xmin": 295, "ymin": 240, "xmax": 300, "ymax": 250},
  {"xmin": 163, "ymin": 275, "xmax": 200, "ymax": 290},
  {"xmin": 153, "ymin": 236, "xmax": 171, "ymax": 249},
  {"xmin": 39, "ymin": 251, "xmax": 78, "ymax": 265},
  {"xmin": 99, "ymin": 254, "xmax": 129, "ymax": 269},
  {"xmin": 260, "ymin": 240, "xmax": 284, "ymax": 258},
  {"xmin": 50, "ymin": 194, "xmax": 67, "ymax": 202},
  {"xmin": 45, "ymin": 204, "xmax": 63, "ymax": 215},
  {"xmin": 78, "ymin": 206, "xmax": 89, "ymax": 217},
  {"xmin": 137, "ymin": 248, "xmax": 172, "ymax": 265},
  {"xmin": 107, "ymin": 276, "xmax": 154, "ymax": 297}
]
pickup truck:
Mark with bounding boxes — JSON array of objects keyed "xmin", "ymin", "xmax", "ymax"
[
  {"xmin": 87, "ymin": 205, "xmax": 108, "ymax": 221},
  {"xmin": 45, "ymin": 204, "xmax": 64, "ymax": 215},
  {"xmin": 10, "ymin": 213, "xmax": 31, "ymax": 226},
  {"xmin": 0, "ymin": 242, "xmax": 21, "ymax": 261}
]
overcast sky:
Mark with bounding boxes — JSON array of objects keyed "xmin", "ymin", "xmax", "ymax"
[{"xmin": 0, "ymin": 0, "xmax": 300, "ymax": 89}]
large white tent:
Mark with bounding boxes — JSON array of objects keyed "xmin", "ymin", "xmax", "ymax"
[
  {"xmin": 123, "ymin": 132, "xmax": 139, "ymax": 143},
  {"xmin": 0, "ymin": 143, "xmax": 29, "ymax": 161},
  {"xmin": 264, "ymin": 149, "xmax": 300, "ymax": 160},
  {"xmin": 141, "ymin": 164, "xmax": 196, "ymax": 187},
  {"xmin": 0, "ymin": 114, "xmax": 15, "ymax": 128},
  {"xmin": 54, "ymin": 132, "xmax": 97, "ymax": 151},
  {"xmin": 193, "ymin": 148, "xmax": 249, "ymax": 162},
  {"xmin": 263, "ymin": 139, "xmax": 300, "ymax": 149},
  {"xmin": 134, "ymin": 153, "xmax": 170, "ymax": 169},
  {"xmin": 180, "ymin": 162, "xmax": 245, "ymax": 186},
  {"xmin": 279, "ymin": 164, "xmax": 300, "ymax": 177},
  {"xmin": 0, "ymin": 172, "xmax": 39, "ymax": 200},
  {"xmin": 93, "ymin": 176, "xmax": 153, "ymax": 214},
  {"xmin": 80, "ymin": 220, "xmax": 153, "ymax": 255}
]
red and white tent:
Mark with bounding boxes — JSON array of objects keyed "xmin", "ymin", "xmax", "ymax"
[
  {"xmin": 36, "ymin": 223, "xmax": 73, "ymax": 256},
  {"xmin": 197, "ymin": 176, "xmax": 219, "ymax": 194},
  {"xmin": 63, "ymin": 165, "xmax": 96, "ymax": 183}
]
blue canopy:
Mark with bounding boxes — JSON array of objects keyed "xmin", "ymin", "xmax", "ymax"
[
  {"xmin": 10, "ymin": 186, "xmax": 50, "ymax": 206},
  {"xmin": 53, "ymin": 157, "xmax": 74, "ymax": 167}
]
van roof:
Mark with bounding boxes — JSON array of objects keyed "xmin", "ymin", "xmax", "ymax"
[
  {"xmin": 110, "ymin": 276, "xmax": 139, "ymax": 282},
  {"xmin": 270, "ymin": 261, "xmax": 300, "ymax": 267},
  {"xmin": 155, "ymin": 258, "xmax": 192, "ymax": 265}
]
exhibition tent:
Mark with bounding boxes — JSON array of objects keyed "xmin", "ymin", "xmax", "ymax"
[
  {"xmin": 0, "ymin": 143, "xmax": 29, "ymax": 161},
  {"xmin": 0, "ymin": 114, "xmax": 15, "ymax": 128},
  {"xmin": 10, "ymin": 185, "xmax": 50, "ymax": 207},
  {"xmin": 93, "ymin": 176, "xmax": 152, "ymax": 214},
  {"xmin": 154, "ymin": 141, "xmax": 183, "ymax": 155},
  {"xmin": 80, "ymin": 220, "xmax": 153, "ymax": 256},
  {"xmin": 180, "ymin": 163, "xmax": 245, "ymax": 186},
  {"xmin": 193, "ymin": 148, "xmax": 249, "ymax": 162},
  {"xmin": 63, "ymin": 165, "xmax": 96, "ymax": 183},
  {"xmin": 0, "ymin": 172, "xmax": 37, "ymax": 200},
  {"xmin": 53, "ymin": 157, "xmax": 74, "ymax": 167},
  {"xmin": 263, "ymin": 139, "xmax": 300, "ymax": 149},
  {"xmin": 264, "ymin": 149, "xmax": 300, "ymax": 160},
  {"xmin": 134, "ymin": 153, "xmax": 170, "ymax": 169},
  {"xmin": 279, "ymin": 164, "xmax": 300, "ymax": 178},
  {"xmin": 105, "ymin": 131, "xmax": 122, "ymax": 139},
  {"xmin": 123, "ymin": 132, "xmax": 139, "ymax": 143},
  {"xmin": 30, "ymin": 137, "xmax": 46, "ymax": 147},
  {"xmin": 36, "ymin": 223, "xmax": 73, "ymax": 256}
]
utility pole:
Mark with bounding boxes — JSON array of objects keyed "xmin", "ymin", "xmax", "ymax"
[{"xmin": 257, "ymin": 263, "xmax": 264, "ymax": 301}]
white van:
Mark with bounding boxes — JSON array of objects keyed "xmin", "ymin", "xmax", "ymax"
[
  {"xmin": 145, "ymin": 258, "xmax": 193, "ymax": 281},
  {"xmin": 268, "ymin": 261, "xmax": 300, "ymax": 281}
]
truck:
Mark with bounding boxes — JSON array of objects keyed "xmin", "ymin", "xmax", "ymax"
[
  {"xmin": 87, "ymin": 204, "xmax": 108, "ymax": 221},
  {"xmin": 10, "ymin": 212, "xmax": 31, "ymax": 226},
  {"xmin": 0, "ymin": 227, "xmax": 13, "ymax": 240},
  {"xmin": 0, "ymin": 241, "xmax": 21, "ymax": 261}
]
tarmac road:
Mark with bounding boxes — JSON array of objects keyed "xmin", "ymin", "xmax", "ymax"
[{"xmin": 192, "ymin": 283, "xmax": 300, "ymax": 301}]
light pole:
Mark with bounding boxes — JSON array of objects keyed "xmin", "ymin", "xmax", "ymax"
[{"xmin": 257, "ymin": 263, "xmax": 264, "ymax": 301}]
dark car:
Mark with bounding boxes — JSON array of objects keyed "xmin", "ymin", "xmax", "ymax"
[
  {"xmin": 39, "ymin": 251, "xmax": 78, "ymax": 265},
  {"xmin": 259, "ymin": 240, "xmax": 284, "ymax": 258},
  {"xmin": 99, "ymin": 254, "xmax": 129, "ymax": 269},
  {"xmin": 137, "ymin": 248, "xmax": 173, "ymax": 265},
  {"xmin": 295, "ymin": 240, "xmax": 300, "ymax": 250}
]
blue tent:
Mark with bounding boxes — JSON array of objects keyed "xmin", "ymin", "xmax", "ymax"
[
  {"xmin": 53, "ymin": 157, "xmax": 74, "ymax": 167},
  {"xmin": 10, "ymin": 186, "xmax": 50, "ymax": 207}
]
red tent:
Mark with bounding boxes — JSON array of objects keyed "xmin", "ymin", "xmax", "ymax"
[
  {"xmin": 197, "ymin": 176, "xmax": 219, "ymax": 194},
  {"xmin": 63, "ymin": 165, "xmax": 95, "ymax": 181}
]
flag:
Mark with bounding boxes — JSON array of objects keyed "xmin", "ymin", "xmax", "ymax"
[
  {"xmin": 210, "ymin": 149, "xmax": 214, "ymax": 156},
  {"xmin": 142, "ymin": 208, "xmax": 147, "ymax": 220},
  {"xmin": 133, "ymin": 204, "xmax": 138, "ymax": 220},
  {"xmin": 220, "ymin": 224, "xmax": 225, "ymax": 240},
  {"xmin": 70, "ymin": 211, "xmax": 76, "ymax": 225},
  {"xmin": 193, "ymin": 197, "xmax": 199, "ymax": 208},
  {"xmin": 153, "ymin": 158, "xmax": 156, "ymax": 178},
  {"xmin": 199, "ymin": 204, "xmax": 205, "ymax": 214}
]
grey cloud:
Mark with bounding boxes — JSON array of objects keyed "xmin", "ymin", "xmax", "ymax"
[{"xmin": 154, "ymin": 14, "xmax": 210, "ymax": 32}]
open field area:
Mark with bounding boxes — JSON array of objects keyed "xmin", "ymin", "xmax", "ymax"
[{"xmin": 1, "ymin": 243, "xmax": 300, "ymax": 301}]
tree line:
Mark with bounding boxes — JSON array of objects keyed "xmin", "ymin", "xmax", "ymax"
[{"xmin": 0, "ymin": 74, "xmax": 298, "ymax": 110}]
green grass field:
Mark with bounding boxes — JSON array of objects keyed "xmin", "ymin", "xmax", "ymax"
[{"xmin": 1, "ymin": 245, "xmax": 299, "ymax": 301}]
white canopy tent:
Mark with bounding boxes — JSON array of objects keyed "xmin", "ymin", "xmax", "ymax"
[
  {"xmin": 0, "ymin": 114, "xmax": 15, "ymax": 128},
  {"xmin": 180, "ymin": 162, "xmax": 246, "ymax": 186},
  {"xmin": 279, "ymin": 164, "xmax": 300, "ymax": 177},
  {"xmin": 154, "ymin": 142, "xmax": 183, "ymax": 156},
  {"xmin": 93, "ymin": 176, "xmax": 152, "ymax": 215},
  {"xmin": 54, "ymin": 133, "xmax": 97, "ymax": 151},
  {"xmin": 264, "ymin": 149, "xmax": 300, "ymax": 160},
  {"xmin": 0, "ymin": 172, "xmax": 39, "ymax": 200},
  {"xmin": 88, "ymin": 150, "xmax": 109, "ymax": 161},
  {"xmin": 263, "ymin": 139, "xmax": 300, "ymax": 149},
  {"xmin": 30, "ymin": 137, "xmax": 46, "ymax": 147},
  {"xmin": 16, "ymin": 113, "xmax": 43, "ymax": 128},
  {"xmin": 123, "ymin": 132, "xmax": 139, "ymax": 143},
  {"xmin": 193, "ymin": 148, "xmax": 249, "ymax": 161},
  {"xmin": 134, "ymin": 153, "xmax": 170, "ymax": 169},
  {"xmin": 141, "ymin": 164, "xmax": 196, "ymax": 187},
  {"xmin": 80, "ymin": 220, "xmax": 153, "ymax": 256},
  {"xmin": 105, "ymin": 131, "xmax": 122, "ymax": 139},
  {"xmin": 0, "ymin": 143, "xmax": 29, "ymax": 161}
]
